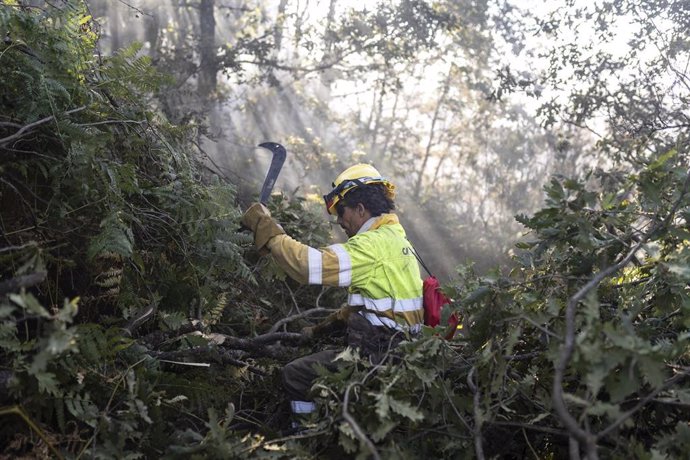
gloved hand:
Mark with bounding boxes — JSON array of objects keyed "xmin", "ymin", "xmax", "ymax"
[
  {"xmin": 300, "ymin": 326, "xmax": 316, "ymax": 339},
  {"xmin": 241, "ymin": 203, "xmax": 286, "ymax": 254},
  {"xmin": 299, "ymin": 306, "xmax": 359, "ymax": 339}
]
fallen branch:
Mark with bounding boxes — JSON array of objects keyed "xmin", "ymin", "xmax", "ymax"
[
  {"xmin": 139, "ymin": 322, "xmax": 204, "ymax": 347},
  {"xmin": 142, "ymin": 323, "xmax": 305, "ymax": 361},
  {"xmin": 268, "ymin": 307, "xmax": 335, "ymax": 333},
  {"xmin": 151, "ymin": 346, "xmax": 268, "ymax": 376},
  {"xmin": 173, "ymin": 328, "xmax": 303, "ymax": 349},
  {"xmin": 220, "ymin": 331, "xmax": 305, "ymax": 350}
]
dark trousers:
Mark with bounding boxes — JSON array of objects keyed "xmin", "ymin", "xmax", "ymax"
[
  {"xmin": 282, "ymin": 313, "xmax": 403, "ymax": 402},
  {"xmin": 282, "ymin": 349, "xmax": 340, "ymax": 401}
]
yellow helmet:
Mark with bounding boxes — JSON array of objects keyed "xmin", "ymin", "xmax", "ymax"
[{"xmin": 323, "ymin": 164, "xmax": 396, "ymax": 215}]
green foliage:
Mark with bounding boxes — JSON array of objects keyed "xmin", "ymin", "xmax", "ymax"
[
  {"xmin": 443, "ymin": 153, "xmax": 690, "ymax": 457},
  {"xmin": 0, "ymin": 2, "xmax": 263, "ymax": 457},
  {"xmin": 266, "ymin": 339, "xmax": 474, "ymax": 458},
  {"xmin": 2, "ymin": 1, "xmax": 689, "ymax": 459},
  {"xmin": 331, "ymin": 0, "xmax": 456, "ymax": 71},
  {"xmin": 1, "ymin": 292, "xmax": 80, "ymax": 397}
]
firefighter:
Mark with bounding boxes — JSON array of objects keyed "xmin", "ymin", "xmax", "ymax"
[{"xmin": 241, "ymin": 163, "xmax": 423, "ymax": 418}]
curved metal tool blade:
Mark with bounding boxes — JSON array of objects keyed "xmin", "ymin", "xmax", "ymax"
[{"xmin": 257, "ymin": 142, "xmax": 287, "ymax": 205}]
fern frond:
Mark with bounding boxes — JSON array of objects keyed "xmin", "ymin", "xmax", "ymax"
[
  {"xmin": 41, "ymin": 75, "xmax": 72, "ymax": 106},
  {"xmin": 75, "ymin": 323, "xmax": 109, "ymax": 364},
  {"xmin": 87, "ymin": 213, "xmax": 134, "ymax": 260},
  {"xmin": 63, "ymin": 391, "xmax": 99, "ymax": 425},
  {"xmin": 160, "ymin": 311, "xmax": 188, "ymax": 331},
  {"xmin": 203, "ymin": 292, "xmax": 228, "ymax": 326}
]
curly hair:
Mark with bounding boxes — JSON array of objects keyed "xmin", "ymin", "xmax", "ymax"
[{"xmin": 338, "ymin": 183, "xmax": 395, "ymax": 217}]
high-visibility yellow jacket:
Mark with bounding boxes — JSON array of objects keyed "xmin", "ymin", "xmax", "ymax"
[{"xmin": 266, "ymin": 213, "xmax": 423, "ymax": 331}]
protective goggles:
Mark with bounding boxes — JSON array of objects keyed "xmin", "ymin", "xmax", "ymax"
[{"xmin": 323, "ymin": 177, "xmax": 386, "ymax": 215}]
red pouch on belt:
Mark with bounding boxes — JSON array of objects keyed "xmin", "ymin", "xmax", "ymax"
[{"xmin": 423, "ymin": 275, "xmax": 451, "ymax": 327}]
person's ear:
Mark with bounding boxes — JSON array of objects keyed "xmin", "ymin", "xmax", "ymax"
[{"xmin": 356, "ymin": 203, "xmax": 366, "ymax": 216}]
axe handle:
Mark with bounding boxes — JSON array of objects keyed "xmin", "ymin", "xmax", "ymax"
[
  {"xmin": 258, "ymin": 142, "xmax": 287, "ymax": 205},
  {"xmin": 239, "ymin": 142, "xmax": 287, "ymax": 232},
  {"xmin": 260, "ymin": 177, "xmax": 277, "ymax": 205}
]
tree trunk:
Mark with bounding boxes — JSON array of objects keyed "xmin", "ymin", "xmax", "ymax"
[
  {"xmin": 198, "ymin": 0, "xmax": 217, "ymax": 99},
  {"xmin": 414, "ymin": 67, "xmax": 451, "ymax": 199},
  {"xmin": 320, "ymin": 0, "xmax": 338, "ymax": 89},
  {"xmin": 109, "ymin": 0, "xmax": 121, "ymax": 54},
  {"xmin": 275, "ymin": 0, "xmax": 289, "ymax": 51},
  {"xmin": 144, "ymin": 5, "xmax": 161, "ymax": 61},
  {"xmin": 379, "ymin": 88, "xmax": 399, "ymax": 161}
]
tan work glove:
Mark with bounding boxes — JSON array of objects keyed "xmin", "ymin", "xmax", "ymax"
[
  {"xmin": 240, "ymin": 203, "xmax": 286, "ymax": 254},
  {"xmin": 306, "ymin": 306, "xmax": 361, "ymax": 338},
  {"xmin": 300, "ymin": 326, "xmax": 316, "ymax": 339}
]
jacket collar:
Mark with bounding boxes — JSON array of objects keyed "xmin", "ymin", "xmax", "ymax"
[{"xmin": 357, "ymin": 213, "xmax": 399, "ymax": 234}]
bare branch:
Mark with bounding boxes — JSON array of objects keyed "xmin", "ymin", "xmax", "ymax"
[
  {"xmin": 239, "ymin": 426, "xmax": 326, "ymax": 455},
  {"xmin": 440, "ymin": 379, "xmax": 472, "ymax": 432},
  {"xmin": 488, "ymin": 420, "xmax": 568, "ymax": 438},
  {"xmin": 518, "ymin": 314, "xmax": 563, "ymax": 340},
  {"xmin": 0, "ymin": 106, "xmax": 87, "ymax": 146},
  {"xmin": 597, "ymin": 370, "xmax": 688, "ymax": 439},
  {"xmin": 268, "ymin": 307, "xmax": 335, "ymax": 333},
  {"xmin": 282, "ymin": 280, "xmax": 301, "ymax": 314},
  {"xmin": 0, "ymin": 406, "xmax": 64, "ymax": 460},
  {"xmin": 220, "ymin": 331, "xmax": 305, "ymax": 350},
  {"xmin": 342, "ymin": 381, "xmax": 381, "ymax": 460},
  {"xmin": 522, "ymin": 427, "xmax": 541, "ymax": 460},
  {"xmin": 414, "ymin": 64, "xmax": 452, "ymax": 199},
  {"xmin": 569, "ymin": 436, "xmax": 582, "ymax": 460},
  {"xmin": 116, "ymin": 0, "xmax": 154, "ymax": 18}
]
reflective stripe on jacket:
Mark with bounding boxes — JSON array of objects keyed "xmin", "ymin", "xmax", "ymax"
[{"xmin": 266, "ymin": 213, "xmax": 423, "ymax": 331}]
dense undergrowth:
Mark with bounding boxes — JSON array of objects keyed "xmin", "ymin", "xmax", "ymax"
[{"xmin": 1, "ymin": 3, "xmax": 689, "ymax": 459}]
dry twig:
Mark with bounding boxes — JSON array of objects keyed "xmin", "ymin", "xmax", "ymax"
[
  {"xmin": 342, "ymin": 381, "xmax": 381, "ymax": 460},
  {"xmin": 467, "ymin": 367, "xmax": 485, "ymax": 460}
]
